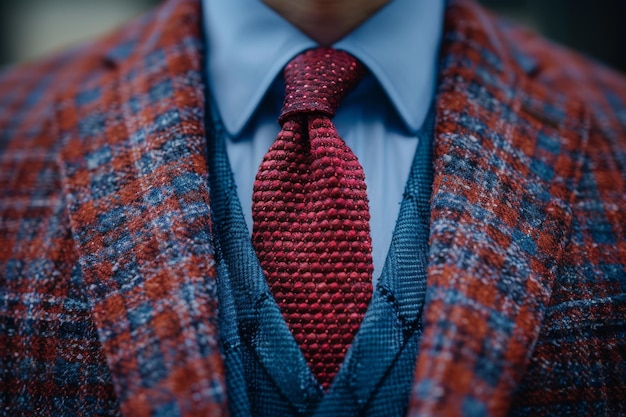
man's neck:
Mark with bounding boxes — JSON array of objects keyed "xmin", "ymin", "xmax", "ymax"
[{"xmin": 262, "ymin": 0, "xmax": 393, "ymax": 45}]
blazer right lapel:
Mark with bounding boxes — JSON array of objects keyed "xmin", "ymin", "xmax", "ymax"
[{"xmin": 408, "ymin": 1, "xmax": 589, "ymax": 416}]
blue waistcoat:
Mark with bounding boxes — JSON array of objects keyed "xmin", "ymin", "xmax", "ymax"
[{"xmin": 207, "ymin": 105, "xmax": 435, "ymax": 417}]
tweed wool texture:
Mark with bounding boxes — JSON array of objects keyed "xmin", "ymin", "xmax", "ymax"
[
  {"xmin": 1, "ymin": 0, "xmax": 626, "ymax": 415},
  {"xmin": 252, "ymin": 48, "xmax": 373, "ymax": 390},
  {"xmin": 0, "ymin": 1, "xmax": 228, "ymax": 416}
]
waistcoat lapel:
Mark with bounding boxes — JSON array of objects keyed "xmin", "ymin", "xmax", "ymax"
[
  {"xmin": 408, "ymin": 1, "xmax": 590, "ymax": 416},
  {"xmin": 56, "ymin": 0, "xmax": 227, "ymax": 415}
]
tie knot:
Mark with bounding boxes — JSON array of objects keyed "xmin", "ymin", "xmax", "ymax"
[{"xmin": 279, "ymin": 48, "xmax": 366, "ymax": 123}]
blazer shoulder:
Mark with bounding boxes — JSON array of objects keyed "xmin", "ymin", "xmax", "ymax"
[
  {"xmin": 0, "ymin": 35, "xmax": 114, "ymax": 110},
  {"xmin": 0, "ymin": 6, "xmax": 160, "ymax": 152},
  {"xmin": 499, "ymin": 19, "xmax": 626, "ymax": 104},
  {"xmin": 0, "ymin": 50, "xmax": 78, "ymax": 138},
  {"xmin": 499, "ymin": 19, "xmax": 626, "ymax": 153}
]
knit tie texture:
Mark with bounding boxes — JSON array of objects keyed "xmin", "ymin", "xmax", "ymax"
[{"xmin": 252, "ymin": 48, "xmax": 374, "ymax": 390}]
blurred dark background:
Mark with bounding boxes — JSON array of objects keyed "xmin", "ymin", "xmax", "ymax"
[
  {"xmin": 0, "ymin": 0, "xmax": 624, "ymax": 72},
  {"xmin": 480, "ymin": 0, "xmax": 626, "ymax": 72}
]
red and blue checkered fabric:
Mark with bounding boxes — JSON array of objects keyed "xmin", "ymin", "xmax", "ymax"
[
  {"xmin": 1, "ymin": 0, "xmax": 625, "ymax": 415},
  {"xmin": 252, "ymin": 48, "xmax": 373, "ymax": 390}
]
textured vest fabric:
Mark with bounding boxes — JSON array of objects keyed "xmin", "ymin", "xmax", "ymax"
[{"xmin": 207, "ymin": 99, "xmax": 436, "ymax": 417}]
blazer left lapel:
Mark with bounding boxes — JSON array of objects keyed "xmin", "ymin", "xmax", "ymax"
[
  {"xmin": 57, "ymin": 0, "xmax": 227, "ymax": 415},
  {"xmin": 409, "ymin": 1, "xmax": 590, "ymax": 416}
]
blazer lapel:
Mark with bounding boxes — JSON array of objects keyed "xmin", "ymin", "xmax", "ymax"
[
  {"xmin": 57, "ymin": 0, "xmax": 227, "ymax": 415},
  {"xmin": 409, "ymin": 1, "xmax": 589, "ymax": 416}
]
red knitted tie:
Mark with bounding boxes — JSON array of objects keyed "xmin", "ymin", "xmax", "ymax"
[{"xmin": 252, "ymin": 48, "xmax": 374, "ymax": 390}]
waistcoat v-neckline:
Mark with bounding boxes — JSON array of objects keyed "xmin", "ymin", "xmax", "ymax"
[{"xmin": 207, "ymin": 101, "xmax": 435, "ymax": 417}]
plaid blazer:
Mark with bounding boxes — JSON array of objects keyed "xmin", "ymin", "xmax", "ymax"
[{"xmin": 1, "ymin": 0, "xmax": 625, "ymax": 415}]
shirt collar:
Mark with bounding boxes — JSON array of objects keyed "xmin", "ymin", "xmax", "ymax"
[{"xmin": 203, "ymin": 0, "xmax": 444, "ymax": 136}]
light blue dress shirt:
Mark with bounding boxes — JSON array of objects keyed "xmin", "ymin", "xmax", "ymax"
[{"xmin": 203, "ymin": 0, "xmax": 444, "ymax": 282}]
